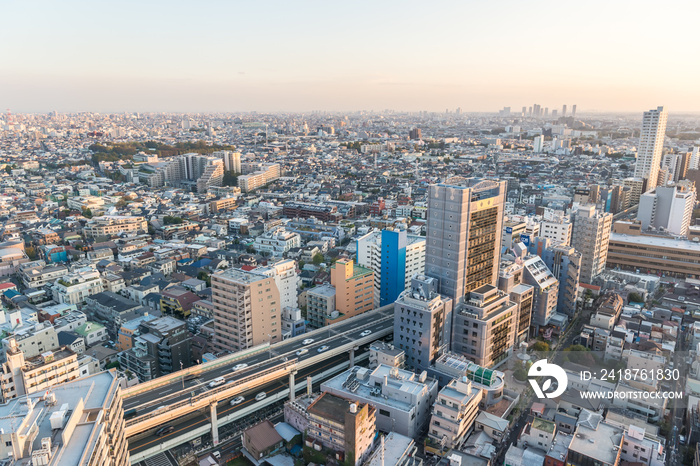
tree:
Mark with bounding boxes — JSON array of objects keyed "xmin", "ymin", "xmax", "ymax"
[
  {"xmin": 105, "ymin": 361, "xmax": 121, "ymax": 370},
  {"xmin": 82, "ymin": 207, "xmax": 93, "ymax": 219},
  {"xmin": 513, "ymin": 365, "xmax": 527, "ymax": 382},
  {"xmin": 163, "ymin": 216, "xmax": 184, "ymax": 225},
  {"xmin": 148, "ymin": 223, "xmax": 155, "ymax": 235},
  {"xmin": 312, "ymin": 253, "xmax": 324, "ymax": 265},
  {"xmin": 115, "ymin": 198, "xmax": 128, "ymax": 208},
  {"xmin": 532, "ymin": 341, "xmax": 550, "ymax": 352},
  {"xmin": 628, "ymin": 292, "xmax": 644, "ymax": 303},
  {"xmin": 197, "ymin": 271, "xmax": 211, "ymax": 287},
  {"xmin": 25, "ymin": 246, "xmax": 38, "ymax": 261},
  {"xmin": 222, "ymin": 171, "xmax": 238, "ymax": 187}
]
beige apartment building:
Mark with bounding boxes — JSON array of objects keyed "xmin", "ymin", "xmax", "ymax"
[
  {"xmin": 330, "ymin": 259, "xmax": 374, "ymax": 320},
  {"xmin": 571, "ymin": 205, "xmax": 612, "ymax": 284},
  {"xmin": 451, "ymin": 284, "xmax": 517, "ymax": 367},
  {"xmin": 84, "ymin": 215, "xmax": 148, "ymax": 238},
  {"xmin": 211, "ymin": 268, "xmax": 281, "ymax": 353}
]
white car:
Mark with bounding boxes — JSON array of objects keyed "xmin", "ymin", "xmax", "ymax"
[
  {"xmin": 317, "ymin": 345, "xmax": 330, "ymax": 353},
  {"xmin": 233, "ymin": 363, "xmax": 248, "ymax": 371},
  {"xmin": 208, "ymin": 376, "xmax": 225, "ymax": 388},
  {"xmin": 296, "ymin": 349, "xmax": 309, "ymax": 356},
  {"xmin": 360, "ymin": 330, "xmax": 372, "ymax": 337},
  {"xmin": 255, "ymin": 392, "xmax": 267, "ymax": 401},
  {"xmin": 230, "ymin": 396, "xmax": 245, "ymax": 406},
  {"xmin": 302, "ymin": 338, "xmax": 315, "ymax": 345}
]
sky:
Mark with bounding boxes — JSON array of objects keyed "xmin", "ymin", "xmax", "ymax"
[{"xmin": 1, "ymin": 0, "xmax": 699, "ymax": 114}]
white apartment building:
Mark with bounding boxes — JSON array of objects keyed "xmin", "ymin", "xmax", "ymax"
[
  {"xmin": 52, "ymin": 267, "xmax": 104, "ymax": 305},
  {"xmin": 84, "ymin": 215, "xmax": 148, "ymax": 238},
  {"xmin": 637, "ymin": 184, "xmax": 696, "ymax": 237},
  {"xmin": 427, "ymin": 376, "xmax": 482, "ymax": 451},
  {"xmin": 571, "ymin": 205, "xmax": 612, "ymax": 284},
  {"xmin": 356, "ymin": 229, "xmax": 426, "ymax": 308},
  {"xmin": 252, "ymin": 259, "xmax": 299, "ymax": 310},
  {"xmin": 253, "ymin": 227, "xmax": 301, "ymax": 256},
  {"xmin": 321, "ymin": 364, "xmax": 438, "ymax": 439},
  {"xmin": 540, "ymin": 211, "xmax": 572, "ymax": 246},
  {"xmin": 634, "ymin": 106, "xmax": 668, "ymax": 192}
]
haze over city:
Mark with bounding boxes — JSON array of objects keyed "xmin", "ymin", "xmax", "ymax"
[{"xmin": 2, "ymin": 0, "xmax": 700, "ymax": 113}]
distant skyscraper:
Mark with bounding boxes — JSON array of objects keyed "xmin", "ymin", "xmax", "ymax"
[
  {"xmin": 521, "ymin": 106, "xmax": 527, "ymax": 117},
  {"xmin": 544, "ymin": 107, "xmax": 549, "ymax": 118},
  {"xmin": 552, "ymin": 109, "xmax": 558, "ymax": 118},
  {"xmin": 572, "ymin": 104, "xmax": 577, "ymax": 117},
  {"xmin": 571, "ymin": 205, "xmax": 612, "ymax": 284},
  {"xmin": 425, "ymin": 178, "xmax": 506, "ymax": 304},
  {"xmin": 409, "ymin": 128, "xmax": 422, "ymax": 140},
  {"xmin": 562, "ymin": 105, "xmax": 567, "ymax": 117},
  {"xmin": 634, "ymin": 106, "xmax": 668, "ymax": 192}
]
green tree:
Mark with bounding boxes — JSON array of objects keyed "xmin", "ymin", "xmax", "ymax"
[
  {"xmin": 82, "ymin": 207, "xmax": 93, "ymax": 219},
  {"xmin": 105, "ymin": 361, "xmax": 121, "ymax": 370},
  {"xmin": 533, "ymin": 341, "xmax": 550, "ymax": 352},
  {"xmin": 163, "ymin": 216, "xmax": 184, "ymax": 225},
  {"xmin": 312, "ymin": 253, "xmax": 324, "ymax": 265},
  {"xmin": 115, "ymin": 198, "xmax": 128, "ymax": 208},
  {"xmin": 513, "ymin": 365, "xmax": 527, "ymax": 382},
  {"xmin": 197, "ymin": 271, "xmax": 211, "ymax": 287},
  {"xmin": 148, "ymin": 223, "xmax": 155, "ymax": 235},
  {"xmin": 25, "ymin": 246, "xmax": 38, "ymax": 261},
  {"xmin": 222, "ymin": 171, "xmax": 239, "ymax": 187},
  {"xmin": 628, "ymin": 292, "xmax": 644, "ymax": 303}
]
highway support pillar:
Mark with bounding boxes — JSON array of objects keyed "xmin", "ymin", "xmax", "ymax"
[
  {"xmin": 210, "ymin": 402, "xmax": 219, "ymax": 446},
  {"xmin": 289, "ymin": 370, "xmax": 297, "ymax": 402},
  {"xmin": 349, "ymin": 346, "xmax": 357, "ymax": 367},
  {"xmin": 306, "ymin": 376, "xmax": 313, "ymax": 396}
]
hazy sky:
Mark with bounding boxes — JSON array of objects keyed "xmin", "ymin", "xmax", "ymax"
[{"xmin": 2, "ymin": 0, "xmax": 699, "ymax": 113}]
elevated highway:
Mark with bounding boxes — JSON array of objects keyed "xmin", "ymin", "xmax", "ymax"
[{"xmin": 124, "ymin": 305, "xmax": 395, "ymax": 462}]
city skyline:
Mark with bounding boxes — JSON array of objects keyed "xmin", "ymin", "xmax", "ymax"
[{"xmin": 2, "ymin": 0, "xmax": 700, "ymax": 113}]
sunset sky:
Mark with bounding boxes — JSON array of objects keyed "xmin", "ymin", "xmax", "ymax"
[{"xmin": 2, "ymin": 0, "xmax": 699, "ymax": 113}]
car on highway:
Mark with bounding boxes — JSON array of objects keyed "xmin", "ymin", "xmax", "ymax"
[
  {"xmin": 156, "ymin": 426, "xmax": 174, "ymax": 437},
  {"xmin": 230, "ymin": 396, "xmax": 245, "ymax": 406},
  {"xmin": 360, "ymin": 330, "xmax": 372, "ymax": 337},
  {"xmin": 296, "ymin": 349, "xmax": 309, "ymax": 356},
  {"xmin": 302, "ymin": 338, "xmax": 315, "ymax": 345},
  {"xmin": 255, "ymin": 392, "xmax": 267, "ymax": 401},
  {"xmin": 233, "ymin": 363, "xmax": 248, "ymax": 371},
  {"xmin": 317, "ymin": 345, "xmax": 330, "ymax": 353},
  {"xmin": 208, "ymin": 376, "xmax": 226, "ymax": 388}
]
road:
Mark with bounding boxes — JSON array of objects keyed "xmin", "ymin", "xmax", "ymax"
[
  {"xmin": 128, "ymin": 351, "xmax": 363, "ymax": 456},
  {"xmin": 124, "ymin": 306, "xmax": 393, "ymax": 415}
]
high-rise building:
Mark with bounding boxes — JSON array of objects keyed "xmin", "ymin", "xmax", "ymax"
[
  {"xmin": 572, "ymin": 104, "xmax": 577, "ymax": 117},
  {"xmin": 427, "ymin": 376, "xmax": 482, "ymax": 452},
  {"xmin": 637, "ymin": 184, "xmax": 696, "ymax": 236},
  {"xmin": 690, "ymin": 146, "xmax": 700, "ymax": 171},
  {"xmin": 571, "ymin": 205, "xmax": 613, "ymax": 284},
  {"xmin": 634, "ymin": 106, "xmax": 668, "ymax": 192},
  {"xmin": 529, "ymin": 237, "xmax": 582, "ymax": 317},
  {"xmin": 211, "ymin": 268, "xmax": 282, "ymax": 353},
  {"xmin": 522, "ymin": 256, "xmax": 559, "ymax": 332},
  {"xmin": 540, "ymin": 210, "xmax": 572, "ymax": 246},
  {"xmin": 451, "ymin": 284, "xmax": 517, "ymax": 367},
  {"xmin": 533, "ymin": 135, "xmax": 545, "ymax": 153},
  {"xmin": 409, "ymin": 128, "xmax": 422, "ymax": 140},
  {"xmin": 425, "ymin": 178, "xmax": 506, "ymax": 304},
  {"xmin": 498, "ymin": 263, "xmax": 534, "ymax": 344},
  {"xmin": 213, "ymin": 149, "xmax": 241, "ymax": 173},
  {"xmin": 661, "ymin": 152, "xmax": 690, "ymax": 182},
  {"xmin": 393, "ymin": 275, "xmax": 453, "ymax": 372},
  {"xmin": 562, "ymin": 105, "xmax": 567, "ymax": 117},
  {"xmin": 330, "ymin": 259, "xmax": 374, "ymax": 320},
  {"xmin": 356, "ymin": 229, "xmax": 425, "ymax": 307}
]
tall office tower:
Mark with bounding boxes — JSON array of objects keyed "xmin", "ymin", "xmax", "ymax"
[
  {"xmin": 356, "ymin": 228, "xmax": 425, "ymax": 308},
  {"xmin": 571, "ymin": 205, "xmax": 613, "ymax": 284},
  {"xmin": 551, "ymin": 109, "xmax": 558, "ymax": 118},
  {"xmin": 637, "ymin": 184, "xmax": 696, "ymax": 236},
  {"xmin": 634, "ymin": 106, "xmax": 668, "ymax": 192},
  {"xmin": 394, "ymin": 275, "xmax": 453, "ymax": 372},
  {"xmin": 562, "ymin": 105, "xmax": 567, "ymax": 117},
  {"xmin": 425, "ymin": 178, "xmax": 507, "ymax": 304},
  {"xmin": 214, "ymin": 150, "xmax": 242, "ymax": 173},
  {"xmin": 330, "ymin": 259, "xmax": 374, "ymax": 319},
  {"xmin": 450, "ymin": 284, "xmax": 517, "ymax": 367},
  {"xmin": 529, "ymin": 237, "xmax": 582, "ymax": 317},
  {"xmin": 533, "ymin": 135, "xmax": 545, "ymax": 153},
  {"xmin": 572, "ymin": 104, "xmax": 577, "ymax": 117},
  {"xmin": 521, "ymin": 106, "xmax": 527, "ymax": 117},
  {"xmin": 528, "ymin": 106, "xmax": 533, "ymax": 117},
  {"xmin": 211, "ymin": 269, "xmax": 281, "ymax": 353},
  {"xmin": 544, "ymin": 107, "xmax": 549, "ymax": 118}
]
